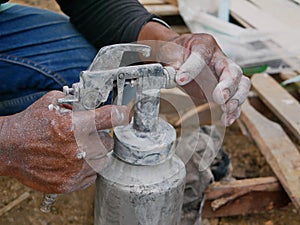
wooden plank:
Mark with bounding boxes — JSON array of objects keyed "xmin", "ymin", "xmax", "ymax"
[
  {"xmin": 170, "ymin": 25, "xmax": 190, "ymax": 34},
  {"xmin": 0, "ymin": 192, "xmax": 30, "ymax": 216},
  {"xmin": 203, "ymin": 177, "xmax": 290, "ymax": 217},
  {"xmin": 280, "ymin": 70, "xmax": 300, "ymax": 85},
  {"xmin": 139, "ymin": 0, "xmax": 165, "ymax": 5},
  {"xmin": 240, "ymin": 99, "xmax": 300, "ymax": 210},
  {"xmin": 160, "ymin": 88, "xmax": 214, "ymax": 126},
  {"xmin": 251, "ymin": 73, "xmax": 300, "ymax": 141},
  {"xmin": 279, "ymin": 70, "xmax": 300, "ymax": 94},
  {"xmin": 144, "ymin": 4, "xmax": 179, "ymax": 16},
  {"xmin": 230, "ymin": 11, "xmax": 254, "ymax": 28},
  {"xmin": 165, "ymin": 0, "xmax": 177, "ymax": 5},
  {"xmin": 249, "ymin": 0, "xmax": 300, "ymax": 29},
  {"xmin": 174, "ymin": 103, "xmax": 210, "ymax": 127},
  {"xmin": 231, "ymin": 0, "xmax": 288, "ymax": 31},
  {"xmin": 230, "ymin": 0, "xmax": 300, "ymax": 65}
]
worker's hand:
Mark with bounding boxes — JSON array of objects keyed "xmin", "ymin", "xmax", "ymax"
[
  {"xmin": 1, "ymin": 91, "xmax": 130, "ymax": 193},
  {"xmin": 158, "ymin": 33, "xmax": 251, "ymax": 126}
]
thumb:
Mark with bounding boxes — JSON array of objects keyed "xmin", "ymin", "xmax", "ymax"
[{"xmin": 94, "ymin": 105, "xmax": 131, "ymax": 130}]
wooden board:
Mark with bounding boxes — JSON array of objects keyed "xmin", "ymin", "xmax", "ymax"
[
  {"xmin": 170, "ymin": 25, "xmax": 190, "ymax": 34},
  {"xmin": 160, "ymin": 88, "xmax": 214, "ymax": 126},
  {"xmin": 230, "ymin": 0, "xmax": 300, "ymax": 69},
  {"xmin": 203, "ymin": 177, "xmax": 290, "ymax": 217},
  {"xmin": 0, "ymin": 192, "xmax": 30, "ymax": 216},
  {"xmin": 240, "ymin": 99, "xmax": 300, "ymax": 210},
  {"xmin": 165, "ymin": 0, "xmax": 177, "ymax": 5},
  {"xmin": 140, "ymin": 0, "xmax": 177, "ymax": 6},
  {"xmin": 139, "ymin": 0, "xmax": 165, "ymax": 5},
  {"xmin": 249, "ymin": 0, "xmax": 300, "ymax": 29},
  {"xmin": 144, "ymin": 4, "xmax": 179, "ymax": 16},
  {"xmin": 279, "ymin": 70, "xmax": 300, "ymax": 95},
  {"xmin": 230, "ymin": 11, "xmax": 253, "ymax": 28},
  {"xmin": 251, "ymin": 73, "xmax": 300, "ymax": 141},
  {"xmin": 231, "ymin": 0, "xmax": 288, "ymax": 31}
]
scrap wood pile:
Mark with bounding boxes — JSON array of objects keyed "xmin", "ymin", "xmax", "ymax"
[{"xmin": 139, "ymin": 0, "xmax": 300, "ymax": 218}]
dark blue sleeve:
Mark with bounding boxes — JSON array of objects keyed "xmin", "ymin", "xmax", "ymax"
[
  {"xmin": 56, "ymin": 0, "xmax": 159, "ymax": 49},
  {"xmin": 0, "ymin": 0, "xmax": 9, "ymax": 4}
]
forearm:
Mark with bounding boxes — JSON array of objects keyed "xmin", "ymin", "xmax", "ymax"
[{"xmin": 0, "ymin": 116, "xmax": 12, "ymax": 176}]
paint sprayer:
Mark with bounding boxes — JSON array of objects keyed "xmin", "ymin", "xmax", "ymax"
[{"xmin": 41, "ymin": 44, "xmax": 187, "ymax": 224}]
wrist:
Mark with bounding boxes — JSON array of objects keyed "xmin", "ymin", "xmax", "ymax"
[
  {"xmin": 138, "ymin": 21, "xmax": 179, "ymax": 61},
  {"xmin": 138, "ymin": 21, "xmax": 179, "ymax": 42}
]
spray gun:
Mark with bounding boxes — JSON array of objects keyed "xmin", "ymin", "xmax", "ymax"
[{"xmin": 43, "ymin": 43, "xmax": 186, "ymax": 224}]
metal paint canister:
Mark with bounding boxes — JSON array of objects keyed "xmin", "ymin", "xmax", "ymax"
[{"xmin": 94, "ymin": 119, "xmax": 186, "ymax": 225}]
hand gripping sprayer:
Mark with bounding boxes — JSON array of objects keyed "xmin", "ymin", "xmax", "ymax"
[{"xmin": 58, "ymin": 43, "xmax": 186, "ymax": 225}]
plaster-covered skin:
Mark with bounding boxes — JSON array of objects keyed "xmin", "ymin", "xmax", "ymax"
[
  {"xmin": 138, "ymin": 24, "xmax": 251, "ymax": 127},
  {"xmin": 0, "ymin": 91, "xmax": 130, "ymax": 193}
]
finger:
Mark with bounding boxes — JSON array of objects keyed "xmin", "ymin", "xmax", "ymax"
[
  {"xmin": 38, "ymin": 90, "xmax": 72, "ymax": 114},
  {"xmin": 98, "ymin": 131, "xmax": 114, "ymax": 151},
  {"xmin": 157, "ymin": 41, "xmax": 185, "ymax": 69},
  {"xmin": 81, "ymin": 162, "xmax": 97, "ymax": 180},
  {"xmin": 175, "ymin": 52, "xmax": 206, "ymax": 86},
  {"xmin": 213, "ymin": 62, "xmax": 243, "ymax": 104},
  {"xmin": 74, "ymin": 175, "xmax": 96, "ymax": 192},
  {"xmin": 66, "ymin": 162, "xmax": 97, "ymax": 193},
  {"xmin": 46, "ymin": 91, "xmax": 73, "ymax": 111},
  {"xmin": 83, "ymin": 131, "xmax": 113, "ymax": 161},
  {"xmin": 94, "ymin": 105, "xmax": 130, "ymax": 130},
  {"xmin": 29, "ymin": 90, "xmax": 64, "ymax": 108},
  {"xmin": 69, "ymin": 172, "xmax": 97, "ymax": 193},
  {"xmin": 224, "ymin": 76, "xmax": 251, "ymax": 113},
  {"xmin": 75, "ymin": 129, "xmax": 111, "ymax": 162},
  {"xmin": 85, "ymin": 154, "xmax": 109, "ymax": 174},
  {"xmin": 44, "ymin": 90, "xmax": 65, "ymax": 99},
  {"xmin": 221, "ymin": 107, "xmax": 242, "ymax": 127}
]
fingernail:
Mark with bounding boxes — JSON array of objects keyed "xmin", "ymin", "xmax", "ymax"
[
  {"xmin": 222, "ymin": 89, "xmax": 230, "ymax": 102},
  {"xmin": 222, "ymin": 113, "xmax": 235, "ymax": 127},
  {"xmin": 228, "ymin": 118, "xmax": 235, "ymax": 125},
  {"xmin": 228, "ymin": 99, "xmax": 239, "ymax": 113},
  {"xmin": 117, "ymin": 111, "xmax": 125, "ymax": 122},
  {"xmin": 176, "ymin": 72, "xmax": 191, "ymax": 86},
  {"xmin": 112, "ymin": 107, "xmax": 126, "ymax": 125}
]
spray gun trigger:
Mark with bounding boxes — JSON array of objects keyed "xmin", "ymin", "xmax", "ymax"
[{"xmin": 116, "ymin": 73, "xmax": 126, "ymax": 105}]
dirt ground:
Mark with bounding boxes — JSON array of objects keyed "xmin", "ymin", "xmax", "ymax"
[
  {"xmin": 1, "ymin": 1, "xmax": 300, "ymax": 225},
  {"xmin": 1, "ymin": 121, "xmax": 299, "ymax": 225}
]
